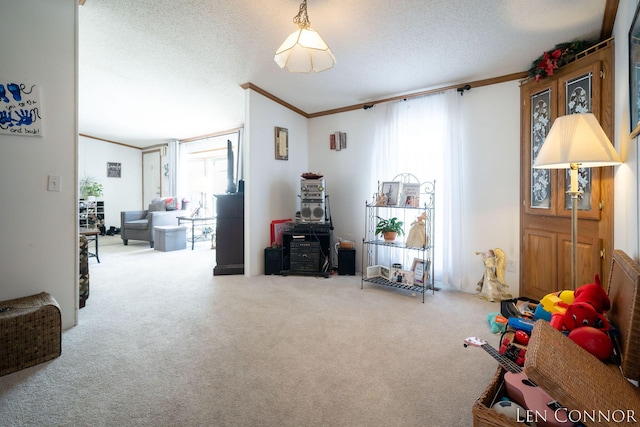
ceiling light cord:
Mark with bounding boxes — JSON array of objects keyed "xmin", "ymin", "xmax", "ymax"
[{"xmin": 293, "ymin": 0, "xmax": 311, "ymax": 29}]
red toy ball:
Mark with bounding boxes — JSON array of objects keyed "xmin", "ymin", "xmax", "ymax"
[{"xmin": 568, "ymin": 326, "xmax": 613, "ymax": 361}]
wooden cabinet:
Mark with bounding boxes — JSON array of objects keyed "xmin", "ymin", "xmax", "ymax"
[
  {"xmin": 520, "ymin": 40, "xmax": 615, "ymax": 300},
  {"xmin": 213, "ymin": 193, "xmax": 244, "ymax": 275}
]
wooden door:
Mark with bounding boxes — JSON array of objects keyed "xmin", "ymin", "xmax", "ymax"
[{"xmin": 520, "ymin": 41, "xmax": 615, "ymax": 300}]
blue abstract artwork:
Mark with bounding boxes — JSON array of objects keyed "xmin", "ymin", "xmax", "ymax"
[{"xmin": 0, "ymin": 80, "xmax": 42, "ymax": 137}]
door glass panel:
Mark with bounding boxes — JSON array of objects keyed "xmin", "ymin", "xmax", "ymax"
[
  {"xmin": 564, "ymin": 73, "xmax": 592, "ymax": 211},
  {"xmin": 531, "ymin": 89, "xmax": 552, "ymax": 209}
]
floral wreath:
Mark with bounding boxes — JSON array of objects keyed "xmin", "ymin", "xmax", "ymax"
[{"xmin": 528, "ymin": 40, "xmax": 596, "ymax": 82}]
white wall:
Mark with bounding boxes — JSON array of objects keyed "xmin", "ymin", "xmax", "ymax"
[
  {"xmin": 79, "ymin": 136, "xmax": 142, "ymax": 229},
  {"xmin": 246, "ymin": 81, "xmax": 520, "ymax": 295},
  {"xmin": 308, "ymin": 110, "xmax": 377, "ymax": 273},
  {"xmin": 459, "ymin": 81, "xmax": 522, "ymax": 295},
  {"xmin": 0, "ymin": 0, "xmax": 78, "ymax": 328},
  {"xmin": 245, "ymin": 89, "xmax": 309, "ymax": 276},
  {"xmin": 613, "ymin": 1, "xmax": 640, "ymax": 260},
  {"xmin": 304, "ymin": 83, "xmax": 521, "ymax": 295}
]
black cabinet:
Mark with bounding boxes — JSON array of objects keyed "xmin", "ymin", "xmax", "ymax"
[{"xmin": 213, "ymin": 193, "xmax": 244, "ymax": 275}]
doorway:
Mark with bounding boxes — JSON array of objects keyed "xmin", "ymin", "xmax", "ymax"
[{"xmin": 142, "ymin": 149, "xmax": 162, "ymax": 209}]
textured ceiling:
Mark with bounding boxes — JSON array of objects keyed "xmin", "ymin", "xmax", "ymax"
[{"xmin": 79, "ymin": 0, "xmax": 608, "ymax": 147}]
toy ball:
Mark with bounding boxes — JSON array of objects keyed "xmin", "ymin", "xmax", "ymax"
[
  {"xmin": 514, "ymin": 330, "xmax": 530, "ymax": 346},
  {"xmin": 568, "ymin": 326, "xmax": 613, "ymax": 361},
  {"xmin": 492, "ymin": 400, "xmax": 536, "ymax": 425}
]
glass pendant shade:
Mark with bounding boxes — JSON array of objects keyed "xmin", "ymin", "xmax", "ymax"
[
  {"xmin": 274, "ymin": 28, "xmax": 336, "ymax": 73},
  {"xmin": 533, "ymin": 113, "xmax": 621, "ymax": 169}
]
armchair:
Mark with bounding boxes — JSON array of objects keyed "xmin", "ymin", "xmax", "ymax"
[{"xmin": 120, "ymin": 197, "xmax": 188, "ymax": 248}]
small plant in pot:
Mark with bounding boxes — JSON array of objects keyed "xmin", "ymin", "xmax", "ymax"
[
  {"xmin": 79, "ymin": 175, "xmax": 104, "ymax": 201},
  {"xmin": 375, "ymin": 216, "xmax": 405, "ymax": 241}
]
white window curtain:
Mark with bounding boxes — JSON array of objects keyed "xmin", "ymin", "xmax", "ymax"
[{"xmin": 371, "ymin": 90, "xmax": 466, "ymax": 291}]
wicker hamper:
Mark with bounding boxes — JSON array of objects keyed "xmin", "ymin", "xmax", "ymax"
[
  {"xmin": 472, "ymin": 367, "xmax": 523, "ymax": 427},
  {"xmin": 0, "ymin": 292, "xmax": 61, "ymax": 377}
]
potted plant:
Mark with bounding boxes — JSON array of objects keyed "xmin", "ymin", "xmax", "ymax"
[
  {"xmin": 375, "ymin": 216, "xmax": 405, "ymax": 241},
  {"xmin": 79, "ymin": 176, "xmax": 104, "ymax": 201}
]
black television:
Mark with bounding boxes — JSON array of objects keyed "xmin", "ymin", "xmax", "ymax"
[{"xmin": 226, "ymin": 139, "xmax": 237, "ymax": 194}]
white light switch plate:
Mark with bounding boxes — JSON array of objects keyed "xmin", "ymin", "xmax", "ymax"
[{"xmin": 47, "ymin": 175, "xmax": 61, "ymax": 192}]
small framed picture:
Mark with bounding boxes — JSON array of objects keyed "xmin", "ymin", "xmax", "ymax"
[
  {"xmin": 380, "ymin": 265, "xmax": 390, "ymax": 279},
  {"xmin": 366, "ymin": 265, "xmax": 382, "ymax": 279},
  {"xmin": 390, "ymin": 267, "xmax": 414, "ymax": 286},
  {"xmin": 411, "ymin": 258, "xmax": 430, "ymax": 286},
  {"xmin": 381, "ymin": 181, "xmax": 401, "ymax": 206},
  {"xmin": 107, "ymin": 162, "xmax": 121, "ymax": 178},
  {"xmin": 275, "ymin": 126, "xmax": 288, "ymax": 160},
  {"xmin": 401, "ymin": 182, "xmax": 420, "ymax": 207}
]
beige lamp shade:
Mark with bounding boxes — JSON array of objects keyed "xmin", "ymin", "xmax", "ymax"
[
  {"xmin": 274, "ymin": 28, "xmax": 336, "ymax": 73},
  {"xmin": 533, "ymin": 113, "xmax": 621, "ymax": 169}
]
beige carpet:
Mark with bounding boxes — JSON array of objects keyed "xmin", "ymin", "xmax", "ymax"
[{"xmin": 0, "ymin": 237, "xmax": 502, "ymax": 426}]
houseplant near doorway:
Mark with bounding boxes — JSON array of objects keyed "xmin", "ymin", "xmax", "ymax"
[
  {"xmin": 375, "ymin": 216, "xmax": 404, "ymax": 241},
  {"xmin": 79, "ymin": 176, "xmax": 104, "ymax": 201}
]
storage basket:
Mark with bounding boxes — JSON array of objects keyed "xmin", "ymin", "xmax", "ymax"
[
  {"xmin": 472, "ymin": 367, "xmax": 522, "ymax": 427},
  {"xmin": 0, "ymin": 292, "xmax": 61, "ymax": 376}
]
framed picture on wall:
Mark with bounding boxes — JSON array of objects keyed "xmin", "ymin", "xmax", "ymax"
[
  {"xmin": 275, "ymin": 126, "xmax": 288, "ymax": 160},
  {"xmin": 107, "ymin": 162, "xmax": 121, "ymax": 178}
]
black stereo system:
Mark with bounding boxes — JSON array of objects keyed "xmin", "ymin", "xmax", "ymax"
[
  {"xmin": 289, "ymin": 240, "xmax": 321, "ymax": 272},
  {"xmin": 281, "ymin": 222, "xmax": 332, "ymax": 278}
]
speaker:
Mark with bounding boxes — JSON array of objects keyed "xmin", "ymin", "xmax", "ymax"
[
  {"xmin": 300, "ymin": 201, "xmax": 325, "ymax": 222},
  {"xmin": 338, "ymin": 248, "xmax": 356, "ymax": 275},
  {"xmin": 264, "ymin": 247, "xmax": 283, "ymax": 275}
]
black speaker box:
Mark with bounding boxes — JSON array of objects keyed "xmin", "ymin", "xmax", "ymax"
[
  {"xmin": 338, "ymin": 248, "xmax": 356, "ymax": 275},
  {"xmin": 264, "ymin": 247, "xmax": 284, "ymax": 275}
]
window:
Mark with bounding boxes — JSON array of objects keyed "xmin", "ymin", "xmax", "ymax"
[
  {"xmin": 178, "ymin": 131, "xmax": 240, "ymax": 216},
  {"xmin": 371, "ymin": 91, "xmax": 464, "ymax": 289}
]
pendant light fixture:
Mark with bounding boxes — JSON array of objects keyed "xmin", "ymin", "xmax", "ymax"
[{"xmin": 274, "ymin": 0, "xmax": 336, "ymax": 73}]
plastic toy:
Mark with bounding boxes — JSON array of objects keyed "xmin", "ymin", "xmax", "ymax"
[
  {"xmin": 568, "ymin": 326, "xmax": 613, "ymax": 361},
  {"xmin": 487, "ymin": 312, "xmax": 508, "ymax": 334},
  {"xmin": 536, "ymin": 289, "xmax": 575, "ymax": 321},
  {"xmin": 499, "ymin": 331, "xmax": 528, "ymax": 366}
]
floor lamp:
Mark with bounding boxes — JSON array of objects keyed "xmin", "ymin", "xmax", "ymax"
[{"xmin": 533, "ymin": 113, "xmax": 621, "ymax": 290}]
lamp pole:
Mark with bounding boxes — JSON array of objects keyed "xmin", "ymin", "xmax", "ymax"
[{"xmin": 568, "ymin": 163, "xmax": 581, "ymax": 291}]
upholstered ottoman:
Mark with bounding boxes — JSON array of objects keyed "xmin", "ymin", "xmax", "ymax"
[
  {"xmin": 153, "ymin": 225, "xmax": 187, "ymax": 252},
  {"xmin": 0, "ymin": 292, "xmax": 61, "ymax": 377}
]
